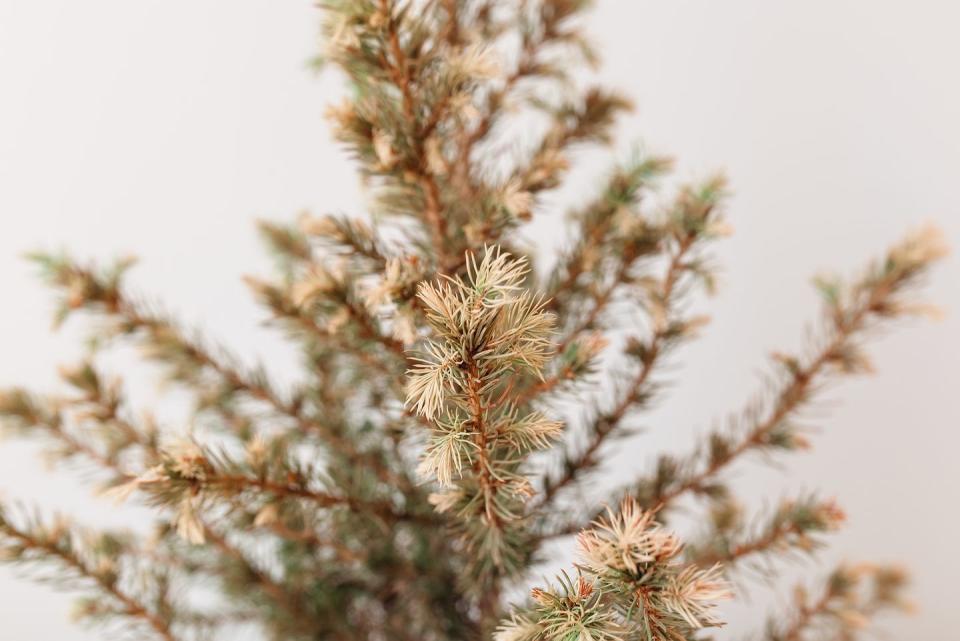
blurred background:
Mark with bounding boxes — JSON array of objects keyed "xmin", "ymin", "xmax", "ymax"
[{"xmin": 1, "ymin": 1, "xmax": 958, "ymax": 638}]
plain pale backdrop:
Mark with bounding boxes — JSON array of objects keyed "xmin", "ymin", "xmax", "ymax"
[{"xmin": 1, "ymin": 1, "xmax": 958, "ymax": 639}]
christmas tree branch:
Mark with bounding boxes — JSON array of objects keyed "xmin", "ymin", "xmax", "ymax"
[
  {"xmin": 28, "ymin": 254, "xmax": 373, "ymax": 454},
  {"xmin": 764, "ymin": 564, "xmax": 911, "ymax": 641},
  {"xmin": 498, "ymin": 498, "xmax": 732, "ymax": 641},
  {"xmin": 0, "ymin": 387, "xmax": 132, "ymax": 478},
  {"xmin": 0, "ymin": 510, "xmax": 178, "ymax": 641},
  {"xmin": 652, "ymin": 227, "xmax": 946, "ymax": 511},
  {"xmin": 535, "ymin": 179, "xmax": 726, "ymax": 509},
  {"xmin": 110, "ymin": 439, "xmax": 435, "ymax": 545},
  {"xmin": 199, "ymin": 521, "xmax": 315, "ymax": 629},
  {"xmin": 541, "ymin": 225, "xmax": 945, "ymax": 541},
  {"xmin": 545, "ymin": 156, "xmax": 674, "ymax": 326},
  {"xmin": 407, "ymin": 247, "xmax": 560, "ymax": 587},
  {"xmin": 687, "ymin": 496, "xmax": 845, "ymax": 569}
]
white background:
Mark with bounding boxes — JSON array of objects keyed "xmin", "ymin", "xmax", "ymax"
[{"xmin": 1, "ymin": 1, "xmax": 958, "ymax": 638}]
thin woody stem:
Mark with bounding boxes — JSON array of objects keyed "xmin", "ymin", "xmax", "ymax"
[
  {"xmin": 0, "ymin": 524, "xmax": 178, "ymax": 641},
  {"xmin": 781, "ymin": 589, "xmax": 834, "ymax": 641},
  {"xmin": 465, "ymin": 359, "xmax": 501, "ymax": 529},
  {"xmin": 515, "ymin": 363, "xmax": 575, "ymax": 406},
  {"xmin": 200, "ymin": 474, "xmax": 434, "ymax": 524},
  {"xmin": 379, "ymin": 0, "xmax": 450, "ymax": 268},
  {"xmin": 536, "ymin": 235, "xmax": 695, "ymax": 509},
  {"xmin": 106, "ymin": 296, "xmax": 390, "ymax": 468},
  {"xmin": 461, "ymin": 351, "xmax": 508, "ymax": 624},
  {"xmin": 201, "ymin": 523, "xmax": 306, "ymax": 613},
  {"xmin": 551, "ymin": 254, "xmax": 633, "ymax": 359},
  {"xmin": 691, "ymin": 522, "xmax": 804, "ymax": 567},
  {"xmin": 657, "ymin": 306, "xmax": 872, "ymax": 510}
]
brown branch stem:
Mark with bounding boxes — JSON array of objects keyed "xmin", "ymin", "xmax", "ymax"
[
  {"xmin": 1, "ymin": 524, "xmax": 177, "ymax": 641},
  {"xmin": 535, "ymin": 236, "xmax": 695, "ymax": 510}
]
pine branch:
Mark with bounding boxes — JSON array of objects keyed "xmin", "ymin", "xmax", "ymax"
[
  {"xmin": 407, "ymin": 247, "xmax": 560, "ymax": 590},
  {"xmin": 110, "ymin": 439, "xmax": 436, "ymax": 543},
  {"xmin": 0, "ymin": 366, "xmax": 156, "ymax": 486},
  {"xmin": 655, "ymin": 228, "xmax": 944, "ymax": 510},
  {"xmin": 536, "ymin": 179, "xmax": 725, "ymax": 509},
  {"xmin": 540, "ymin": 226, "xmax": 945, "ymax": 541},
  {"xmin": 453, "ymin": 0, "xmax": 597, "ymax": 202},
  {"xmin": 688, "ymin": 496, "xmax": 845, "ymax": 569},
  {"xmin": 200, "ymin": 522, "xmax": 314, "ymax": 629},
  {"xmin": 498, "ymin": 498, "xmax": 731, "ymax": 641},
  {"xmin": 537, "ymin": 242, "xmax": 692, "ymax": 508},
  {"xmin": 764, "ymin": 564, "xmax": 911, "ymax": 641},
  {"xmin": 244, "ymin": 274, "xmax": 411, "ymax": 385},
  {"xmin": 0, "ymin": 511, "xmax": 178, "ymax": 641},
  {"xmin": 29, "ymin": 254, "xmax": 376, "ymax": 455},
  {"xmin": 545, "ymin": 155, "xmax": 674, "ymax": 325},
  {"xmin": 377, "ymin": 0, "xmax": 451, "ymax": 266}
]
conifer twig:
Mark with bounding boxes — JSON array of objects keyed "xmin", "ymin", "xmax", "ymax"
[
  {"xmin": 764, "ymin": 564, "xmax": 911, "ymax": 641},
  {"xmin": 536, "ymin": 181, "xmax": 725, "ymax": 510},
  {"xmin": 688, "ymin": 496, "xmax": 845, "ymax": 569},
  {"xmin": 0, "ymin": 515, "xmax": 178, "ymax": 641},
  {"xmin": 656, "ymin": 229, "xmax": 945, "ymax": 510}
]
